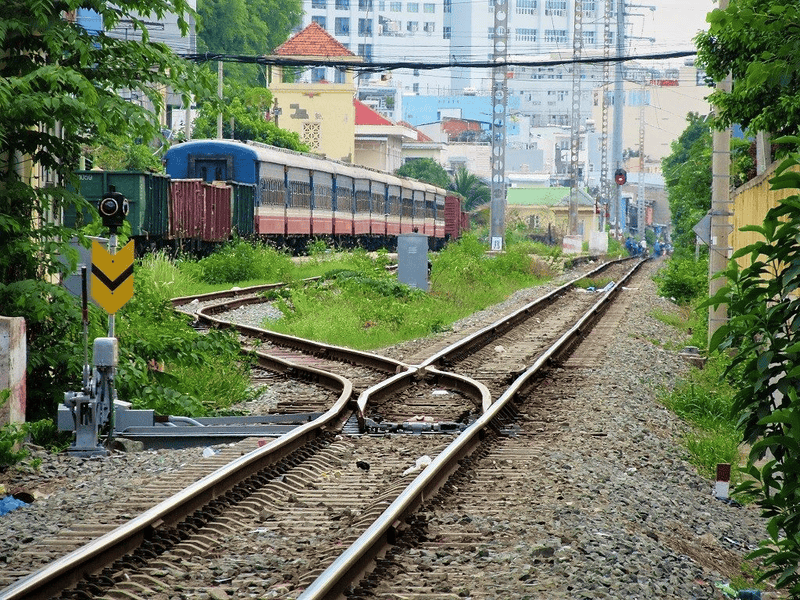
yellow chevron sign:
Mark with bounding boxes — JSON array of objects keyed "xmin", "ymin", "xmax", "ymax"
[{"xmin": 91, "ymin": 240, "xmax": 134, "ymax": 314}]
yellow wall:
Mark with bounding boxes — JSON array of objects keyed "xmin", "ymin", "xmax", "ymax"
[
  {"xmin": 270, "ymin": 71, "xmax": 356, "ymax": 163},
  {"xmin": 731, "ymin": 163, "xmax": 800, "ymax": 269}
]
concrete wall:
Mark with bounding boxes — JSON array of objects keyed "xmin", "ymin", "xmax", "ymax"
[{"xmin": 0, "ymin": 317, "xmax": 26, "ymax": 426}]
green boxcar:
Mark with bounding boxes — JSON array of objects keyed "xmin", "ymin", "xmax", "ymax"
[
  {"xmin": 228, "ymin": 181, "xmax": 256, "ymax": 237},
  {"xmin": 65, "ymin": 171, "xmax": 170, "ymax": 239}
]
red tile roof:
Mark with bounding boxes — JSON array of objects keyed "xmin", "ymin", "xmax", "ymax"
[
  {"xmin": 398, "ymin": 120, "xmax": 434, "ymax": 142},
  {"xmin": 275, "ymin": 22, "xmax": 355, "ymax": 57},
  {"xmin": 354, "ymin": 99, "xmax": 394, "ymax": 126}
]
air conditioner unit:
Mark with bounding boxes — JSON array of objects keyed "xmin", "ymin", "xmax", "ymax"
[{"xmin": 387, "ymin": 20, "xmax": 400, "ymax": 32}]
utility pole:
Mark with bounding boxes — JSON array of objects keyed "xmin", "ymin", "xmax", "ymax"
[
  {"xmin": 568, "ymin": 0, "xmax": 584, "ymax": 236},
  {"xmin": 599, "ymin": 0, "xmax": 613, "ymax": 232},
  {"xmin": 611, "ymin": 0, "xmax": 626, "ymax": 237},
  {"xmin": 489, "ymin": 0, "xmax": 509, "ymax": 252},
  {"xmin": 636, "ymin": 76, "xmax": 646, "ymax": 240},
  {"xmin": 217, "ymin": 61, "xmax": 223, "ymax": 140},
  {"xmin": 708, "ymin": 0, "xmax": 732, "ymax": 343}
]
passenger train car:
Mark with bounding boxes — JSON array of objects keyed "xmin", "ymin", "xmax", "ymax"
[{"xmin": 163, "ymin": 139, "xmax": 467, "ymax": 251}]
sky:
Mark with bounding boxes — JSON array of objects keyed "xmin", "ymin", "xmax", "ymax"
[{"xmin": 632, "ymin": 0, "xmax": 716, "ymax": 55}]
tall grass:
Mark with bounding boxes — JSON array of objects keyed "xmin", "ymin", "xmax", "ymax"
[{"xmin": 659, "ymin": 352, "xmax": 742, "ymax": 481}]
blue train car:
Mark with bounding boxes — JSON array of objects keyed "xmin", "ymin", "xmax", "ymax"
[{"xmin": 164, "ymin": 139, "xmax": 262, "ymax": 184}]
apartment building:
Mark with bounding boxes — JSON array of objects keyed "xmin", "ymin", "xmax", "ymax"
[{"xmin": 300, "ymin": 0, "xmax": 609, "ymax": 95}]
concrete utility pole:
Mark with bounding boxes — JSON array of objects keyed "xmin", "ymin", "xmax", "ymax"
[
  {"xmin": 708, "ymin": 0, "xmax": 733, "ymax": 344},
  {"xmin": 636, "ymin": 76, "xmax": 646, "ymax": 240},
  {"xmin": 611, "ymin": 0, "xmax": 626, "ymax": 236},
  {"xmin": 489, "ymin": 0, "xmax": 509, "ymax": 251}
]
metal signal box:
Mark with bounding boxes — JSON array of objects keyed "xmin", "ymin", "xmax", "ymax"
[{"xmin": 397, "ymin": 233, "xmax": 429, "ymax": 291}]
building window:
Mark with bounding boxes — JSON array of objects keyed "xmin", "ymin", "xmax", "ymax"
[
  {"xmin": 359, "ymin": 0, "xmax": 373, "ymax": 9},
  {"xmin": 358, "ymin": 18, "xmax": 373, "ymax": 35},
  {"xmin": 311, "ymin": 67, "xmax": 326, "ymax": 82},
  {"xmin": 407, "ymin": 2, "xmax": 418, "ymax": 11},
  {"xmin": 335, "ymin": 68, "xmax": 347, "ymax": 83},
  {"xmin": 443, "ymin": 26, "xmax": 451, "ymax": 39},
  {"xmin": 312, "ymin": 0, "xmax": 327, "ymax": 7},
  {"xmin": 358, "ymin": 43, "xmax": 373, "ymax": 60},
  {"xmin": 582, "ymin": 0, "xmax": 595, "ymax": 12},
  {"xmin": 444, "ymin": 0, "xmax": 451, "ymax": 11},
  {"xmin": 423, "ymin": 2, "xmax": 435, "ymax": 12},
  {"xmin": 335, "ymin": 17, "xmax": 350, "ymax": 34},
  {"xmin": 544, "ymin": 0, "xmax": 566, "ymax": 15},
  {"xmin": 487, "ymin": 26, "xmax": 494, "ymax": 39},
  {"xmin": 544, "ymin": 29, "xmax": 567, "ymax": 43},
  {"xmin": 515, "ymin": 27, "xmax": 536, "ymax": 41},
  {"xmin": 423, "ymin": 21, "xmax": 435, "ymax": 33},
  {"xmin": 335, "ymin": 0, "xmax": 349, "ymax": 9},
  {"xmin": 312, "ymin": 15, "xmax": 327, "ymax": 29},
  {"xmin": 516, "ymin": 0, "xmax": 537, "ymax": 13},
  {"xmin": 413, "ymin": 83, "xmax": 419, "ymax": 93},
  {"xmin": 583, "ymin": 30, "xmax": 595, "ymax": 45},
  {"xmin": 413, "ymin": 69, "xmax": 420, "ymax": 76},
  {"xmin": 407, "ymin": 20, "xmax": 418, "ymax": 32},
  {"xmin": 390, "ymin": 1, "xmax": 401, "ymax": 9}
]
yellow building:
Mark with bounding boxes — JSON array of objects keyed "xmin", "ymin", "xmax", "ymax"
[{"xmin": 268, "ymin": 23, "xmax": 362, "ymax": 163}]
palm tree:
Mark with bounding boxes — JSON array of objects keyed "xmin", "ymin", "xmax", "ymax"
[{"xmin": 449, "ymin": 166, "xmax": 491, "ymax": 211}]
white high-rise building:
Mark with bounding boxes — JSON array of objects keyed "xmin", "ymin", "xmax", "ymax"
[{"xmin": 300, "ymin": 0, "xmax": 609, "ymax": 95}]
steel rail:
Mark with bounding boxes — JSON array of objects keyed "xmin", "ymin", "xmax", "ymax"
[
  {"xmin": 197, "ymin": 301, "xmax": 409, "ymax": 374},
  {"xmin": 298, "ymin": 258, "xmax": 643, "ymax": 599},
  {"xmin": 0, "ymin": 360, "xmax": 353, "ymax": 600},
  {"xmin": 418, "ymin": 256, "xmax": 632, "ymax": 370}
]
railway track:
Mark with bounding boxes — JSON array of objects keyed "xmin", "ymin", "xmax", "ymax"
[{"xmin": 1, "ymin": 257, "xmax": 646, "ymax": 600}]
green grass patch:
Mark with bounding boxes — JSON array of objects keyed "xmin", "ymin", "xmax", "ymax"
[
  {"xmin": 659, "ymin": 352, "xmax": 743, "ymax": 483},
  {"xmin": 574, "ymin": 277, "xmax": 613, "ymax": 290},
  {"xmin": 262, "ymin": 234, "xmax": 549, "ymax": 350}
]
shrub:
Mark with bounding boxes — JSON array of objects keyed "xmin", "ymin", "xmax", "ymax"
[
  {"xmin": 654, "ymin": 253, "xmax": 708, "ymax": 305},
  {"xmin": 197, "ymin": 239, "xmax": 293, "ymax": 284}
]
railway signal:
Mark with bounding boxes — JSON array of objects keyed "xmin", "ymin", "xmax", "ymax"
[{"xmin": 614, "ymin": 168, "xmax": 627, "ymax": 186}]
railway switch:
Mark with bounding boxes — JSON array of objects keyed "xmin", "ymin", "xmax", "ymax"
[{"xmin": 61, "ymin": 337, "xmax": 118, "ymax": 457}]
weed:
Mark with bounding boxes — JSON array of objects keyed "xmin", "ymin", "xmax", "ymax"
[
  {"xmin": 659, "ymin": 353, "xmax": 743, "ymax": 483},
  {"xmin": 574, "ymin": 277, "xmax": 613, "ymax": 290}
]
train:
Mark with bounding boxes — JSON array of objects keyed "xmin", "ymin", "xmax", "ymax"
[{"xmin": 66, "ymin": 139, "xmax": 470, "ymax": 255}]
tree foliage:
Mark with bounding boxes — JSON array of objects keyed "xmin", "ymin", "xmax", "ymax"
[
  {"xmin": 662, "ymin": 114, "xmax": 713, "ymax": 251},
  {"xmin": 449, "ymin": 166, "xmax": 491, "ymax": 211},
  {"xmin": 695, "ymin": 0, "xmax": 800, "ymax": 139},
  {"xmin": 662, "ymin": 113, "xmax": 755, "ymax": 252},
  {"xmin": 705, "ymin": 141, "xmax": 800, "ymax": 594},
  {"xmin": 0, "ymin": 0, "xmax": 215, "ymax": 419},
  {"xmin": 196, "ymin": 0, "xmax": 302, "ymax": 88},
  {"xmin": 395, "ymin": 158, "xmax": 451, "ymax": 189},
  {"xmin": 192, "ymin": 86, "xmax": 308, "ymax": 150}
]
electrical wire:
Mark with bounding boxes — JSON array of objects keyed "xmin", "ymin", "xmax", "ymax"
[{"xmin": 180, "ymin": 48, "xmax": 696, "ymax": 72}]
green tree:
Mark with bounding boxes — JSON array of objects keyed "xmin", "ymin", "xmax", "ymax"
[
  {"xmin": 449, "ymin": 166, "xmax": 491, "ymax": 211},
  {"xmin": 695, "ymin": 0, "xmax": 800, "ymax": 140},
  {"xmin": 197, "ymin": 0, "xmax": 302, "ymax": 88},
  {"xmin": 88, "ymin": 134, "xmax": 164, "ymax": 172},
  {"xmin": 192, "ymin": 86, "xmax": 308, "ymax": 150},
  {"xmin": 662, "ymin": 114, "xmax": 713, "ymax": 251},
  {"xmin": 395, "ymin": 158, "xmax": 451, "ymax": 189},
  {"xmin": 0, "ymin": 0, "xmax": 215, "ymax": 420},
  {"xmin": 705, "ymin": 143, "xmax": 800, "ymax": 595}
]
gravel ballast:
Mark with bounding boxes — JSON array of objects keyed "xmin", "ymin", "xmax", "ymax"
[{"xmin": 0, "ymin": 258, "xmax": 780, "ymax": 598}]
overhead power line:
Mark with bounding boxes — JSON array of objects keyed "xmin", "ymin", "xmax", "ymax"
[{"xmin": 179, "ymin": 49, "xmax": 697, "ymax": 72}]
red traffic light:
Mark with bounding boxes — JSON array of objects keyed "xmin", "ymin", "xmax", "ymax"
[{"xmin": 614, "ymin": 169, "xmax": 627, "ymax": 185}]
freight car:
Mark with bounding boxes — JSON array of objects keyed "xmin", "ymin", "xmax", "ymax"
[{"xmin": 162, "ymin": 139, "xmax": 468, "ymax": 252}]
